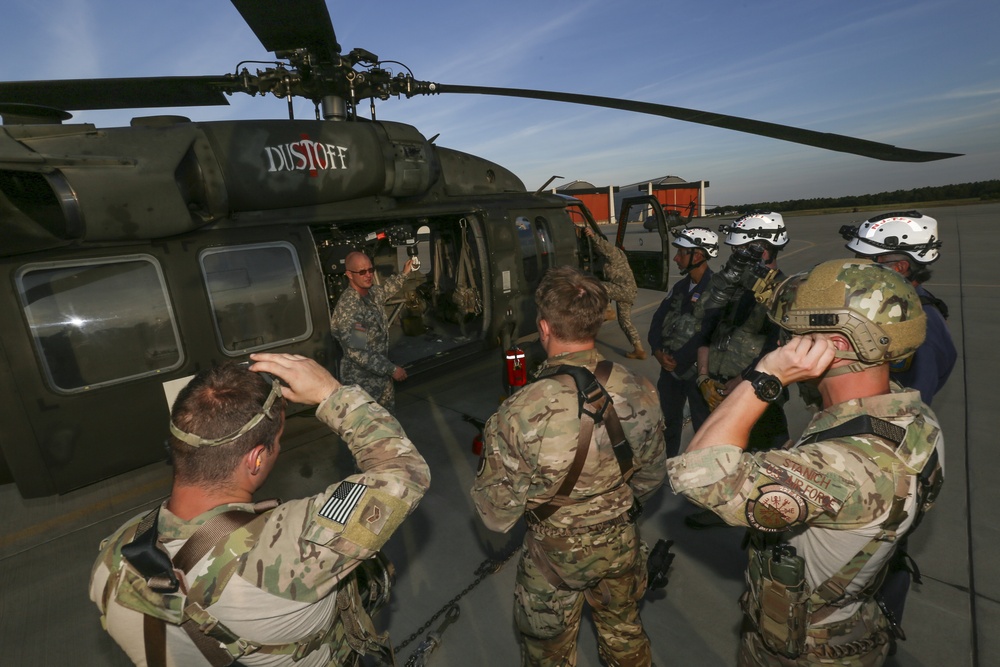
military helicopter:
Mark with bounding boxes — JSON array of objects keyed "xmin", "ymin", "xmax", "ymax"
[{"xmin": 0, "ymin": 0, "xmax": 960, "ymax": 498}]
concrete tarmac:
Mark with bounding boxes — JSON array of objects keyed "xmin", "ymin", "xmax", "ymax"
[{"xmin": 0, "ymin": 203, "xmax": 992, "ymax": 666}]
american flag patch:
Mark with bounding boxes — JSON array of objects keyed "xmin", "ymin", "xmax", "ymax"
[{"xmin": 319, "ymin": 482, "xmax": 367, "ymax": 524}]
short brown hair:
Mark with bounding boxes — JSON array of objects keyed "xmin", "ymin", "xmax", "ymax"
[
  {"xmin": 169, "ymin": 363, "xmax": 285, "ymax": 488},
  {"xmin": 535, "ymin": 266, "xmax": 608, "ymax": 343}
]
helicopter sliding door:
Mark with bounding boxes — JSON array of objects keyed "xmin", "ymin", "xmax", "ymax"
[{"xmin": 616, "ymin": 196, "xmax": 674, "ymax": 291}]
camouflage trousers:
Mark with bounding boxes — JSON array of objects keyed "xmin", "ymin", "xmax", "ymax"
[
  {"xmin": 603, "ymin": 282, "xmax": 641, "ymax": 350},
  {"xmin": 341, "ymin": 365, "xmax": 395, "ymax": 413},
  {"xmin": 514, "ymin": 522, "xmax": 651, "ymax": 667},
  {"xmin": 737, "ymin": 602, "xmax": 890, "ymax": 667}
]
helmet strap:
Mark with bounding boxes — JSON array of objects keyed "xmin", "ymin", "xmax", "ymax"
[{"xmin": 824, "ymin": 350, "xmax": 878, "ymax": 377}]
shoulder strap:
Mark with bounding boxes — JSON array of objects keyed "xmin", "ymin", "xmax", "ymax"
[
  {"xmin": 125, "ymin": 500, "xmax": 279, "ymax": 667},
  {"xmin": 796, "ymin": 415, "xmax": 905, "ymax": 449},
  {"xmin": 529, "ymin": 361, "xmax": 634, "ymax": 522}
]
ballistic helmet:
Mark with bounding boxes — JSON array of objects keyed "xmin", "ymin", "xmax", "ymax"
[
  {"xmin": 672, "ymin": 227, "xmax": 719, "ymax": 258},
  {"xmin": 768, "ymin": 259, "xmax": 926, "ymax": 363},
  {"xmin": 720, "ymin": 211, "xmax": 789, "ymax": 248},
  {"xmin": 840, "ymin": 211, "xmax": 941, "ymax": 264}
]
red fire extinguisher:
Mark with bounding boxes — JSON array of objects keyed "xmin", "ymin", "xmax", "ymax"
[{"xmin": 505, "ymin": 346, "xmax": 527, "ymax": 389}]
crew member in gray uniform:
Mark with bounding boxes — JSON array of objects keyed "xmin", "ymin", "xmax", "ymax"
[
  {"xmin": 471, "ymin": 266, "xmax": 666, "ymax": 667},
  {"xmin": 668, "ymin": 260, "xmax": 943, "ymax": 666},
  {"xmin": 331, "ymin": 251, "xmax": 414, "ymax": 412},
  {"xmin": 90, "ymin": 353, "xmax": 430, "ymax": 666},
  {"xmin": 648, "ymin": 227, "xmax": 719, "ymax": 457},
  {"xmin": 584, "ymin": 225, "xmax": 647, "ymax": 359}
]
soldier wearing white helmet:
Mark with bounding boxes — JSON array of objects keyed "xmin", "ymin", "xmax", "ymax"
[
  {"xmin": 647, "ymin": 227, "xmax": 718, "ymax": 457},
  {"xmin": 840, "ymin": 211, "xmax": 955, "ymax": 405},
  {"xmin": 840, "ymin": 211, "xmax": 956, "ymax": 651}
]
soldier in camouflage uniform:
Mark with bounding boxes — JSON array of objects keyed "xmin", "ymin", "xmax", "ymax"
[
  {"xmin": 331, "ymin": 251, "xmax": 414, "ymax": 412},
  {"xmin": 667, "ymin": 260, "xmax": 943, "ymax": 666},
  {"xmin": 89, "ymin": 353, "xmax": 430, "ymax": 666},
  {"xmin": 584, "ymin": 226, "xmax": 646, "ymax": 359},
  {"xmin": 471, "ymin": 266, "xmax": 666, "ymax": 666}
]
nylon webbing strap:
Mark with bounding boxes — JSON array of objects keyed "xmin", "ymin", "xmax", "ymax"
[
  {"xmin": 796, "ymin": 415, "xmax": 905, "ymax": 449},
  {"xmin": 140, "ymin": 500, "xmax": 279, "ymax": 667},
  {"xmin": 145, "ymin": 613, "xmax": 167, "ymax": 667},
  {"xmin": 173, "ymin": 509, "xmax": 266, "ymax": 572},
  {"xmin": 528, "ymin": 361, "xmax": 634, "ymax": 523}
]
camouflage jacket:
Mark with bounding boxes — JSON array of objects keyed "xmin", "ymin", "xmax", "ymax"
[
  {"xmin": 591, "ymin": 235, "xmax": 638, "ymax": 300},
  {"xmin": 471, "ymin": 349, "xmax": 666, "ymax": 533},
  {"xmin": 667, "ymin": 387, "xmax": 942, "ymax": 624},
  {"xmin": 331, "ymin": 273, "xmax": 408, "ymax": 392},
  {"xmin": 89, "ymin": 386, "xmax": 430, "ymax": 666}
]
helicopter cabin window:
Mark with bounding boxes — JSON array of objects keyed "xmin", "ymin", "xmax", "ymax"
[
  {"xmin": 535, "ymin": 217, "xmax": 554, "ymax": 272},
  {"xmin": 16, "ymin": 256, "xmax": 183, "ymax": 393},
  {"xmin": 201, "ymin": 242, "xmax": 312, "ymax": 354}
]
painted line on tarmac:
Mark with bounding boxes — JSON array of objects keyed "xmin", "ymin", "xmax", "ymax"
[{"xmin": 0, "ymin": 475, "xmax": 170, "ymax": 555}]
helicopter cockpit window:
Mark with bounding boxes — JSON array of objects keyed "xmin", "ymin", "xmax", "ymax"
[
  {"xmin": 16, "ymin": 256, "xmax": 183, "ymax": 393},
  {"xmin": 200, "ymin": 242, "xmax": 312, "ymax": 355},
  {"xmin": 535, "ymin": 216, "xmax": 553, "ymax": 272},
  {"xmin": 515, "ymin": 216, "xmax": 540, "ymax": 283}
]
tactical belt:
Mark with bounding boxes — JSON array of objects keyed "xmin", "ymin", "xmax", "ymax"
[
  {"xmin": 525, "ymin": 501, "xmax": 640, "ymax": 537},
  {"xmin": 526, "ymin": 360, "xmax": 634, "ymax": 523}
]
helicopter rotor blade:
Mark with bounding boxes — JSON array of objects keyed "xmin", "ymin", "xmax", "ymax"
[
  {"xmin": 230, "ymin": 0, "xmax": 341, "ymax": 60},
  {"xmin": 0, "ymin": 76, "xmax": 232, "ymax": 111},
  {"xmin": 432, "ymin": 84, "xmax": 961, "ymax": 163}
]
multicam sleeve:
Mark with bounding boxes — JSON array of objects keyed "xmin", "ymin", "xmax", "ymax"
[
  {"xmin": 242, "ymin": 386, "xmax": 430, "ymax": 600},
  {"xmin": 667, "ymin": 440, "xmax": 886, "ymax": 533},
  {"xmin": 469, "ymin": 387, "xmax": 550, "ymax": 533},
  {"xmin": 623, "ymin": 374, "xmax": 667, "ymax": 503}
]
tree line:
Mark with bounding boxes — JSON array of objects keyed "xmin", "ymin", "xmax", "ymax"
[{"xmin": 725, "ymin": 179, "xmax": 1000, "ymax": 213}]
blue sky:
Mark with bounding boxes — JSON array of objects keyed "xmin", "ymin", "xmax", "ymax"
[{"xmin": 2, "ymin": 0, "xmax": 997, "ymax": 205}]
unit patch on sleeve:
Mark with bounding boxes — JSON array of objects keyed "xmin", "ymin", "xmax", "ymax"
[
  {"xmin": 319, "ymin": 481, "xmax": 367, "ymax": 524},
  {"xmin": 746, "ymin": 483, "xmax": 808, "ymax": 532}
]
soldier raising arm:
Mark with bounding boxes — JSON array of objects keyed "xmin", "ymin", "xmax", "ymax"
[
  {"xmin": 90, "ymin": 353, "xmax": 430, "ymax": 666},
  {"xmin": 668, "ymin": 260, "xmax": 943, "ymax": 666}
]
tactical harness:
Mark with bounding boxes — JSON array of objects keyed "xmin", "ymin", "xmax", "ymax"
[
  {"xmin": 111, "ymin": 499, "xmax": 392, "ymax": 666},
  {"xmin": 743, "ymin": 414, "xmax": 942, "ymax": 659},
  {"xmin": 526, "ymin": 361, "xmax": 635, "ymax": 525},
  {"xmin": 520, "ymin": 361, "xmax": 643, "ymax": 604}
]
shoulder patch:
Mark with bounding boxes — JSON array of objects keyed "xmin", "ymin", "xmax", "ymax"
[
  {"xmin": 760, "ymin": 450, "xmax": 851, "ymax": 515},
  {"xmin": 319, "ymin": 481, "xmax": 367, "ymax": 524},
  {"xmin": 746, "ymin": 483, "xmax": 808, "ymax": 532}
]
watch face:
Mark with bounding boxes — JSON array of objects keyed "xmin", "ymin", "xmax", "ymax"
[{"xmin": 751, "ymin": 373, "xmax": 782, "ymax": 401}]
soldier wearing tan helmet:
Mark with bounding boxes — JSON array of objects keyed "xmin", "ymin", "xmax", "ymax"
[{"xmin": 668, "ymin": 259, "xmax": 943, "ymax": 666}]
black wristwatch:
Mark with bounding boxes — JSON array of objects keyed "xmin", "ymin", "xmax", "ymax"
[{"xmin": 744, "ymin": 369, "xmax": 783, "ymax": 403}]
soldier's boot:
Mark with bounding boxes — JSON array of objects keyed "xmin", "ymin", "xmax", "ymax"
[{"xmin": 625, "ymin": 346, "xmax": 647, "ymax": 360}]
